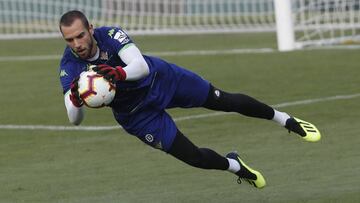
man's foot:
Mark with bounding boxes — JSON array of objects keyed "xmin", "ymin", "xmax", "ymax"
[
  {"xmin": 226, "ymin": 152, "xmax": 266, "ymax": 189},
  {"xmin": 285, "ymin": 117, "xmax": 321, "ymax": 142}
]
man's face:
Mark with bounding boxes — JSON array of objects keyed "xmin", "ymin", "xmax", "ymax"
[{"xmin": 60, "ymin": 19, "xmax": 95, "ymax": 59}]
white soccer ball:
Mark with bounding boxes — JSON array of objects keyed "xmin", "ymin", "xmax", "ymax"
[{"xmin": 77, "ymin": 70, "xmax": 116, "ymax": 108}]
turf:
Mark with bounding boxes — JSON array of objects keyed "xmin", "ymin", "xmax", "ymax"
[{"xmin": 0, "ymin": 33, "xmax": 359, "ymax": 202}]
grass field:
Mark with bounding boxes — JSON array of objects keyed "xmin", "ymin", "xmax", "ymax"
[{"xmin": 0, "ymin": 32, "xmax": 360, "ymax": 203}]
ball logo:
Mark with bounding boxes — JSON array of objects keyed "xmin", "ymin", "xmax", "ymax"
[{"xmin": 145, "ymin": 134, "xmax": 154, "ymax": 143}]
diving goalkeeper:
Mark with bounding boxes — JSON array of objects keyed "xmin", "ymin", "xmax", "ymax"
[{"xmin": 58, "ymin": 10, "xmax": 321, "ymax": 189}]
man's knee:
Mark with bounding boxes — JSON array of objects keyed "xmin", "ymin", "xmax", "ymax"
[{"xmin": 202, "ymin": 84, "xmax": 233, "ymax": 111}]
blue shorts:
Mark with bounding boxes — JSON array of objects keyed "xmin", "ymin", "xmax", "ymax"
[{"xmin": 113, "ymin": 56, "xmax": 210, "ymax": 152}]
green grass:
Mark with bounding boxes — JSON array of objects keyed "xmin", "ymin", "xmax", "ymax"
[{"xmin": 0, "ymin": 33, "xmax": 360, "ymax": 202}]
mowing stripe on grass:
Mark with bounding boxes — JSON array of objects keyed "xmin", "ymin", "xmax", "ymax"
[
  {"xmin": 0, "ymin": 48, "xmax": 275, "ymax": 62},
  {"xmin": 1, "ymin": 93, "xmax": 359, "ymax": 131}
]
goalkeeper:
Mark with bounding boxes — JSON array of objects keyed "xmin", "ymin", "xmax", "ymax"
[{"xmin": 59, "ymin": 10, "xmax": 321, "ymax": 189}]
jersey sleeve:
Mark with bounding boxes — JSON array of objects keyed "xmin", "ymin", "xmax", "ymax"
[
  {"xmin": 104, "ymin": 27, "xmax": 134, "ymax": 54},
  {"xmin": 59, "ymin": 59, "xmax": 87, "ymax": 94}
]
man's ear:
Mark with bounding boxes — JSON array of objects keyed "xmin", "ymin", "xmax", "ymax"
[{"xmin": 89, "ymin": 24, "xmax": 94, "ymax": 35}]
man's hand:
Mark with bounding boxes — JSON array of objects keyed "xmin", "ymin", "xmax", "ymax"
[
  {"xmin": 69, "ymin": 77, "xmax": 83, "ymax": 107},
  {"xmin": 92, "ymin": 64, "xmax": 127, "ymax": 83}
]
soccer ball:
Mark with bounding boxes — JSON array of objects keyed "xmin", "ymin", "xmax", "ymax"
[{"xmin": 77, "ymin": 70, "xmax": 116, "ymax": 108}]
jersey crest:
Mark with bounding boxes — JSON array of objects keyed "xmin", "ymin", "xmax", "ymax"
[{"xmin": 100, "ymin": 51, "xmax": 109, "ymax": 60}]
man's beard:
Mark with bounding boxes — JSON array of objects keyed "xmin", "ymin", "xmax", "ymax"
[{"xmin": 79, "ymin": 39, "xmax": 94, "ymax": 59}]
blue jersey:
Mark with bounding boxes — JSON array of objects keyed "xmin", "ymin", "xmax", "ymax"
[
  {"xmin": 60, "ymin": 26, "xmax": 148, "ymax": 94},
  {"xmin": 59, "ymin": 26, "xmax": 210, "ymax": 151}
]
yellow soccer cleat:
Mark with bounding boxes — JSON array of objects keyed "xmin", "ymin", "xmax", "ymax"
[
  {"xmin": 226, "ymin": 152, "xmax": 266, "ymax": 189},
  {"xmin": 285, "ymin": 117, "xmax": 321, "ymax": 142}
]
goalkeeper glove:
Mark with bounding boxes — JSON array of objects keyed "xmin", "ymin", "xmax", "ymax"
[
  {"xmin": 92, "ymin": 64, "xmax": 126, "ymax": 83},
  {"xmin": 69, "ymin": 77, "xmax": 83, "ymax": 107}
]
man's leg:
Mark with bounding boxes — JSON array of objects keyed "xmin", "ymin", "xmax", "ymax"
[
  {"xmin": 202, "ymin": 84, "xmax": 321, "ymax": 142},
  {"xmin": 203, "ymin": 84, "xmax": 282, "ymax": 121},
  {"xmin": 167, "ymin": 130, "xmax": 266, "ymax": 188},
  {"xmin": 167, "ymin": 130, "xmax": 228, "ymax": 170}
]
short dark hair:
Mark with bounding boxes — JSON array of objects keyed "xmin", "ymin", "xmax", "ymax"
[{"xmin": 59, "ymin": 10, "xmax": 90, "ymax": 32}]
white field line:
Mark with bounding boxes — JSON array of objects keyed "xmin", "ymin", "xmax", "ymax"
[
  {"xmin": 148, "ymin": 48, "xmax": 275, "ymax": 56},
  {"xmin": 0, "ymin": 48, "xmax": 275, "ymax": 62},
  {"xmin": 1, "ymin": 93, "xmax": 359, "ymax": 131}
]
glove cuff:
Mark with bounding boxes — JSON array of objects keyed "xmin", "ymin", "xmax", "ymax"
[
  {"xmin": 69, "ymin": 94, "xmax": 83, "ymax": 107},
  {"xmin": 115, "ymin": 66, "xmax": 127, "ymax": 81}
]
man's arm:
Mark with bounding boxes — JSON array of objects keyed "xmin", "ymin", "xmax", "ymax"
[
  {"xmin": 64, "ymin": 90, "xmax": 84, "ymax": 125},
  {"xmin": 92, "ymin": 44, "xmax": 149, "ymax": 83},
  {"xmin": 119, "ymin": 44, "xmax": 149, "ymax": 81},
  {"xmin": 64, "ymin": 77, "xmax": 84, "ymax": 125}
]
